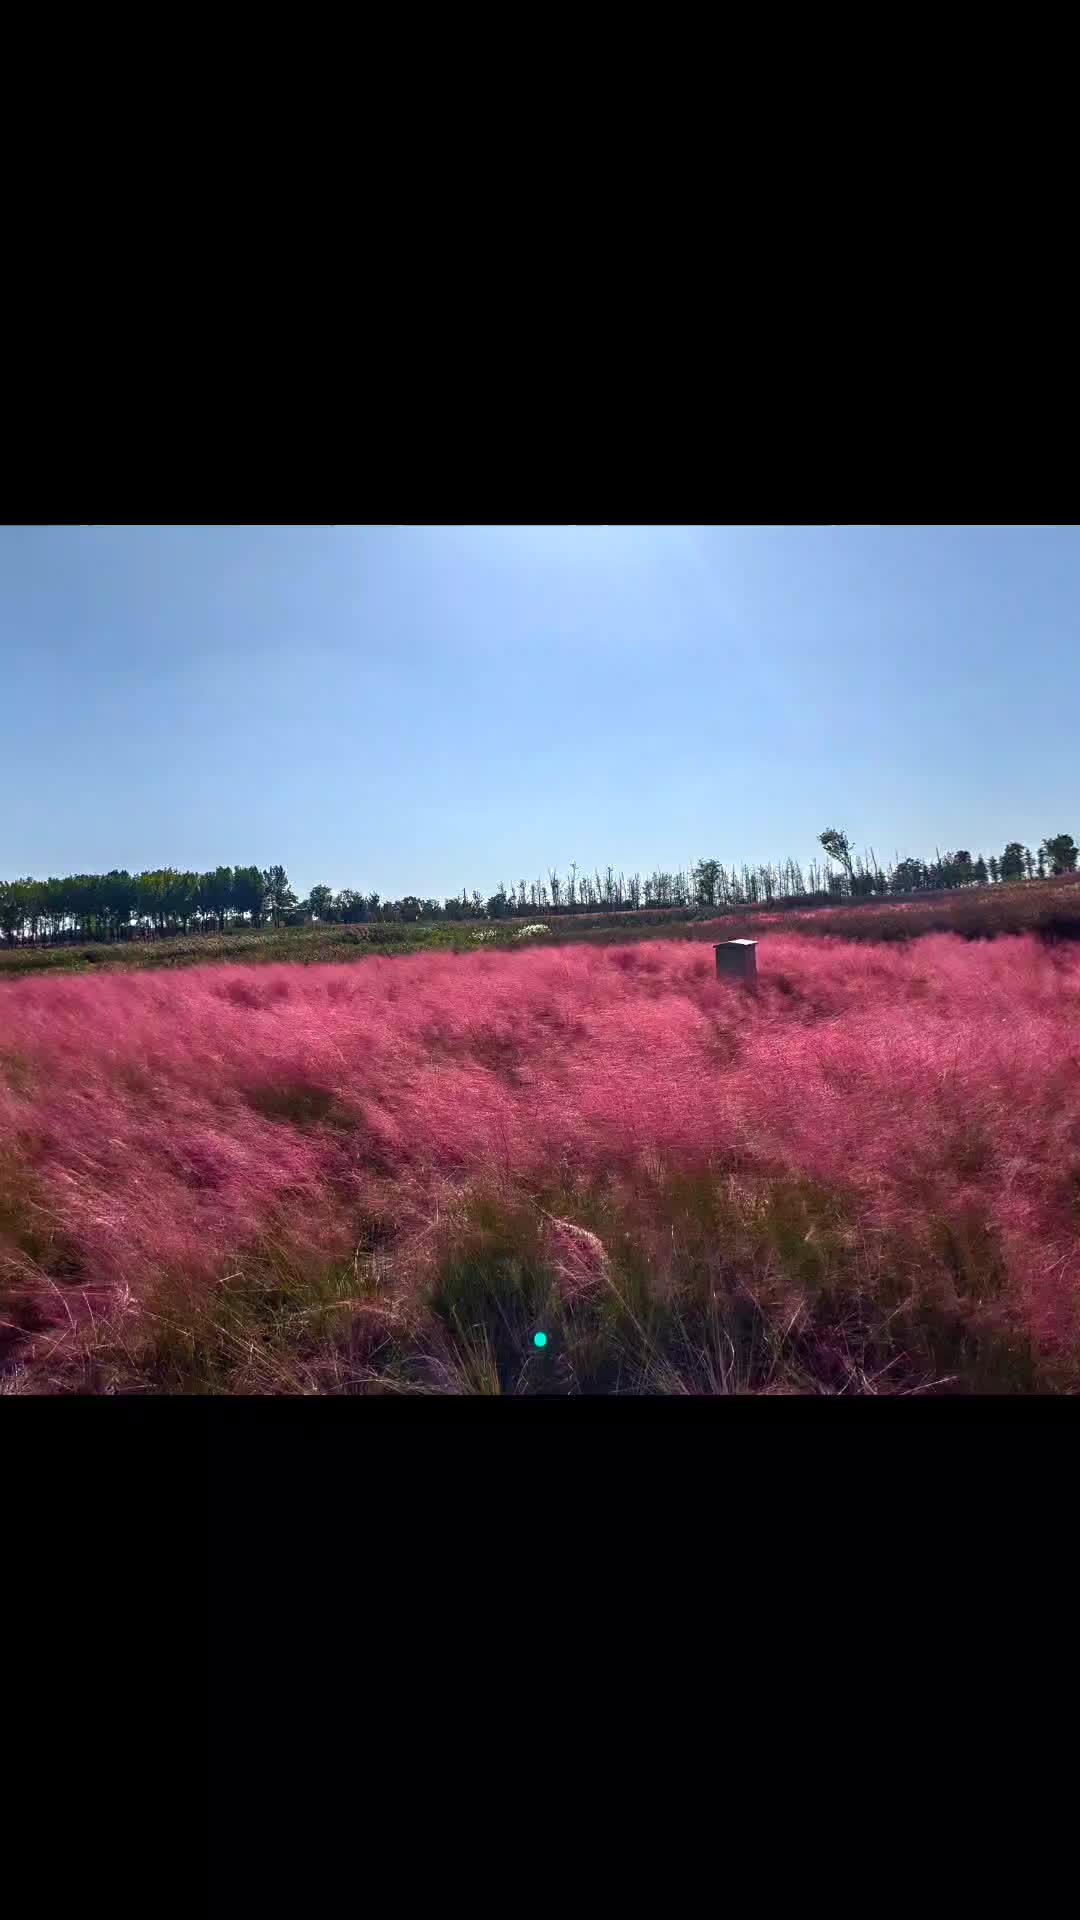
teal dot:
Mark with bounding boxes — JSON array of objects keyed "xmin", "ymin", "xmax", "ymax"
[{"xmin": 533, "ymin": 1331, "xmax": 548, "ymax": 1349}]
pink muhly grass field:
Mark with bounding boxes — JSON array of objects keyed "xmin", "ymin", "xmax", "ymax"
[{"xmin": 2, "ymin": 932, "xmax": 1080, "ymax": 1389}]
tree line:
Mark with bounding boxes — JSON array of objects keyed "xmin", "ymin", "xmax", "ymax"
[
  {"xmin": 0, "ymin": 865, "xmax": 295, "ymax": 946},
  {"xmin": 1, "ymin": 831, "xmax": 1077, "ymax": 946}
]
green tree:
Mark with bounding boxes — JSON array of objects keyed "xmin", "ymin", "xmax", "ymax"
[
  {"xmin": 0, "ymin": 880, "xmax": 24, "ymax": 944},
  {"xmin": 135, "ymin": 870, "xmax": 164, "ymax": 934},
  {"xmin": 973, "ymin": 856, "xmax": 989, "ymax": 885},
  {"xmin": 849, "ymin": 852, "xmax": 876, "ymax": 896},
  {"xmin": 231, "ymin": 865, "xmax": 267, "ymax": 926},
  {"xmin": 891, "ymin": 858, "xmax": 924, "ymax": 893},
  {"xmin": 333, "ymin": 889, "xmax": 363, "ymax": 924},
  {"xmin": 199, "ymin": 866, "xmax": 235, "ymax": 932},
  {"xmin": 1041, "ymin": 833, "xmax": 1078, "ymax": 875},
  {"xmin": 692, "ymin": 858, "xmax": 721, "ymax": 909},
  {"xmin": 22, "ymin": 878, "xmax": 48, "ymax": 942},
  {"xmin": 1000, "ymin": 843, "xmax": 1026, "ymax": 882},
  {"xmin": 262, "ymin": 865, "xmax": 297, "ymax": 927},
  {"xmin": 165, "ymin": 870, "xmax": 200, "ymax": 932},
  {"xmin": 306, "ymin": 884, "xmax": 335, "ymax": 921},
  {"xmin": 102, "ymin": 869, "xmax": 138, "ymax": 939},
  {"xmin": 41, "ymin": 877, "xmax": 65, "ymax": 940},
  {"xmin": 819, "ymin": 828, "xmax": 854, "ymax": 893}
]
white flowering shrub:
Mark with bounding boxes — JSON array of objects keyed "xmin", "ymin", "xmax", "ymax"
[
  {"xmin": 515, "ymin": 924, "xmax": 551, "ymax": 939},
  {"xmin": 470, "ymin": 929, "xmax": 497, "ymax": 942}
]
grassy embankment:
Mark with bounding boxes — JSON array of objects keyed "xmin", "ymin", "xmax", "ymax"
[{"xmin": 2, "ymin": 876, "xmax": 1079, "ymax": 982}]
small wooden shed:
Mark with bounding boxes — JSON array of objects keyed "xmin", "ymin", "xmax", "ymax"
[{"xmin": 714, "ymin": 938, "xmax": 758, "ymax": 984}]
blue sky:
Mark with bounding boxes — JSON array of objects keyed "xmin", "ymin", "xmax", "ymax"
[{"xmin": 2, "ymin": 525, "xmax": 1076, "ymax": 897}]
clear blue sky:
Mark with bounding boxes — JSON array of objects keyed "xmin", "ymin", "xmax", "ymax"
[{"xmin": 2, "ymin": 525, "xmax": 1076, "ymax": 898}]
